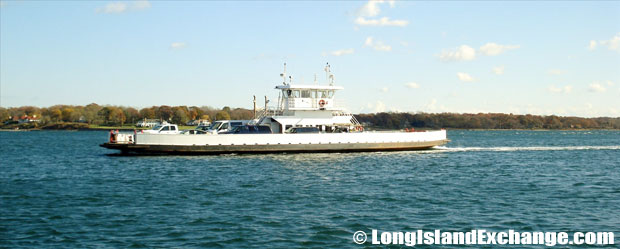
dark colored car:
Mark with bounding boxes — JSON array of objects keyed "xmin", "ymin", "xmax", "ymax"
[
  {"xmin": 181, "ymin": 130, "xmax": 208, "ymax": 135},
  {"xmin": 224, "ymin": 125, "xmax": 272, "ymax": 134},
  {"xmin": 285, "ymin": 127, "xmax": 320, "ymax": 133}
]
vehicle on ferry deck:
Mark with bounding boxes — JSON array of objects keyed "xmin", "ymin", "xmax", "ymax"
[
  {"xmin": 142, "ymin": 123, "xmax": 181, "ymax": 134},
  {"xmin": 285, "ymin": 127, "xmax": 320, "ymax": 134},
  {"xmin": 180, "ymin": 130, "xmax": 208, "ymax": 135},
  {"xmin": 222, "ymin": 125, "xmax": 272, "ymax": 134},
  {"xmin": 198, "ymin": 120, "xmax": 250, "ymax": 133}
]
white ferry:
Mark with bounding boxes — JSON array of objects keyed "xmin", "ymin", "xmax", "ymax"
[{"xmin": 101, "ymin": 64, "xmax": 448, "ymax": 154}]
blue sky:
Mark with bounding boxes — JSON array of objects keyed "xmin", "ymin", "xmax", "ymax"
[{"xmin": 1, "ymin": 1, "xmax": 619, "ymax": 117}]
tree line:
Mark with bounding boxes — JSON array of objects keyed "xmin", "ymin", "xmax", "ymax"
[
  {"xmin": 1, "ymin": 104, "xmax": 619, "ymax": 129},
  {"xmin": 356, "ymin": 112, "xmax": 620, "ymax": 130},
  {"xmin": 0, "ymin": 104, "xmax": 254, "ymax": 128}
]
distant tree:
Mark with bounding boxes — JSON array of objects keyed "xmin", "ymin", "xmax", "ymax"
[
  {"xmin": 50, "ymin": 108, "xmax": 63, "ymax": 122},
  {"xmin": 189, "ymin": 106, "xmax": 204, "ymax": 120},
  {"xmin": 157, "ymin": 106, "xmax": 174, "ymax": 121},
  {"xmin": 83, "ymin": 103, "xmax": 102, "ymax": 124},
  {"xmin": 229, "ymin": 108, "xmax": 253, "ymax": 120},
  {"xmin": 124, "ymin": 107, "xmax": 140, "ymax": 124},
  {"xmin": 97, "ymin": 107, "xmax": 113, "ymax": 124},
  {"xmin": 109, "ymin": 108, "xmax": 126, "ymax": 126},
  {"xmin": 61, "ymin": 107, "xmax": 75, "ymax": 122},
  {"xmin": 139, "ymin": 107, "xmax": 156, "ymax": 119},
  {"xmin": 171, "ymin": 107, "xmax": 189, "ymax": 124},
  {"xmin": 200, "ymin": 114, "xmax": 211, "ymax": 121},
  {"xmin": 0, "ymin": 107, "xmax": 9, "ymax": 121},
  {"xmin": 215, "ymin": 111, "xmax": 231, "ymax": 120}
]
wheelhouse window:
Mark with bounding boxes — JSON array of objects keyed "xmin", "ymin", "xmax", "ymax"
[
  {"xmin": 301, "ymin": 90, "xmax": 311, "ymax": 98},
  {"xmin": 328, "ymin": 90, "xmax": 334, "ymax": 98},
  {"xmin": 293, "ymin": 90, "xmax": 300, "ymax": 98},
  {"xmin": 319, "ymin": 90, "xmax": 327, "ymax": 98}
]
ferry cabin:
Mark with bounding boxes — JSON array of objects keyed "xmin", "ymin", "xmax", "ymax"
[{"xmin": 257, "ymin": 84, "xmax": 360, "ymax": 134}]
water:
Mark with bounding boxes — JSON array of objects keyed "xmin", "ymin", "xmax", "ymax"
[{"xmin": 1, "ymin": 130, "xmax": 619, "ymax": 248}]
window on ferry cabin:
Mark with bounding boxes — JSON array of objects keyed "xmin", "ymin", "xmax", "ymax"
[
  {"xmin": 301, "ymin": 90, "xmax": 311, "ymax": 98},
  {"xmin": 319, "ymin": 90, "xmax": 327, "ymax": 98},
  {"xmin": 293, "ymin": 90, "xmax": 300, "ymax": 98},
  {"xmin": 328, "ymin": 90, "xmax": 334, "ymax": 98},
  {"xmin": 311, "ymin": 90, "xmax": 317, "ymax": 99}
]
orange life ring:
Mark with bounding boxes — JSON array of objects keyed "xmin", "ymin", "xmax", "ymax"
[{"xmin": 319, "ymin": 99, "xmax": 326, "ymax": 107}]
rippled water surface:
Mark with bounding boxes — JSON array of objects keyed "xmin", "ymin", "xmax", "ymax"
[{"xmin": 1, "ymin": 130, "xmax": 619, "ymax": 248}]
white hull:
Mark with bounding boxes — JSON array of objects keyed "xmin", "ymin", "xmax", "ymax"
[
  {"xmin": 135, "ymin": 130, "xmax": 446, "ymax": 146},
  {"xmin": 101, "ymin": 130, "xmax": 448, "ymax": 154}
]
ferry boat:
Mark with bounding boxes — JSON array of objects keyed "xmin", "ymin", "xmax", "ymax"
[{"xmin": 101, "ymin": 64, "xmax": 448, "ymax": 154}]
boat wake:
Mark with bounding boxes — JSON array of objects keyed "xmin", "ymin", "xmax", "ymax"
[{"xmin": 434, "ymin": 145, "xmax": 620, "ymax": 152}]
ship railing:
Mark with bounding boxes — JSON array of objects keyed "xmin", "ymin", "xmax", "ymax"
[{"xmin": 252, "ymin": 106, "xmax": 282, "ymax": 124}]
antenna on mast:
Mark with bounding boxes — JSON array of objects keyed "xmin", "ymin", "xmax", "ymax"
[
  {"xmin": 325, "ymin": 62, "xmax": 334, "ymax": 86},
  {"xmin": 324, "ymin": 62, "xmax": 330, "ymax": 83},
  {"xmin": 280, "ymin": 63, "xmax": 287, "ymax": 85},
  {"xmin": 314, "ymin": 73, "xmax": 317, "ymax": 85}
]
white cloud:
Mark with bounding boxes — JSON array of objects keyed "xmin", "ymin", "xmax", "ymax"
[
  {"xmin": 373, "ymin": 42, "xmax": 392, "ymax": 51},
  {"xmin": 97, "ymin": 2, "xmax": 127, "ymax": 14},
  {"xmin": 457, "ymin": 72, "xmax": 475, "ymax": 82},
  {"xmin": 170, "ymin": 42, "xmax": 186, "ymax": 49},
  {"xmin": 381, "ymin": 87, "xmax": 389, "ymax": 92},
  {"xmin": 96, "ymin": 1, "xmax": 151, "ymax": 14},
  {"xmin": 589, "ymin": 33, "xmax": 620, "ymax": 52},
  {"xmin": 606, "ymin": 80, "xmax": 615, "ymax": 86},
  {"xmin": 364, "ymin": 37, "xmax": 374, "ymax": 46},
  {"xmin": 588, "ymin": 82, "xmax": 606, "ymax": 92},
  {"xmin": 547, "ymin": 85, "xmax": 572, "ymax": 94},
  {"xmin": 324, "ymin": 48, "xmax": 355, "ymax": 56},
  {"xmin": 600, "ymin": 33, "xmax": 620, "ymax": 52},
  {"xmin": 405, "ymin": 82, "xmax": 420, "ymax": 89},
  {"xmin": 364, "ymin": 37, "xmax": 391, "ymax": 52},
  {"xmin": 425, "ymin": 99, "xmax": 437, "ymax": 111},
  {"xmin": 438, "ymin": 45, "xmax": 476, "ymax": 61},
  {"xmin": 358, "ymin": 0, "xmax": 382, "ymax": 17},
  {"xmin": 357, "ymin": 0, "xmax": 396, "ymax": 17},
  {"xmin": 588, "ymin": 40, "xmax": 597, "ymax": 50},
  {"xmin": 367, "ymin": 100, "xmax": 387, "ymax": 112},
  {"xmin": 492, "ymin": 66, "xmax": 505, "ymax": 75},
  {"xmin": 479, "ymin": 43, "xmax": 520, "ymax": 56},
  {"xmin": 354, "ymin": 17, "xmax": 409, "ymax": 27}
]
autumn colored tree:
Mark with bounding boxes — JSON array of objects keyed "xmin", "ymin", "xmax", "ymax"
[
  {"xmin": 215, "ymin": 111, "xmax": 231, "ymax": 120},
  {"xmin": 139, "ymin": 107, "xmax": 156, "ymax": 119}
]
